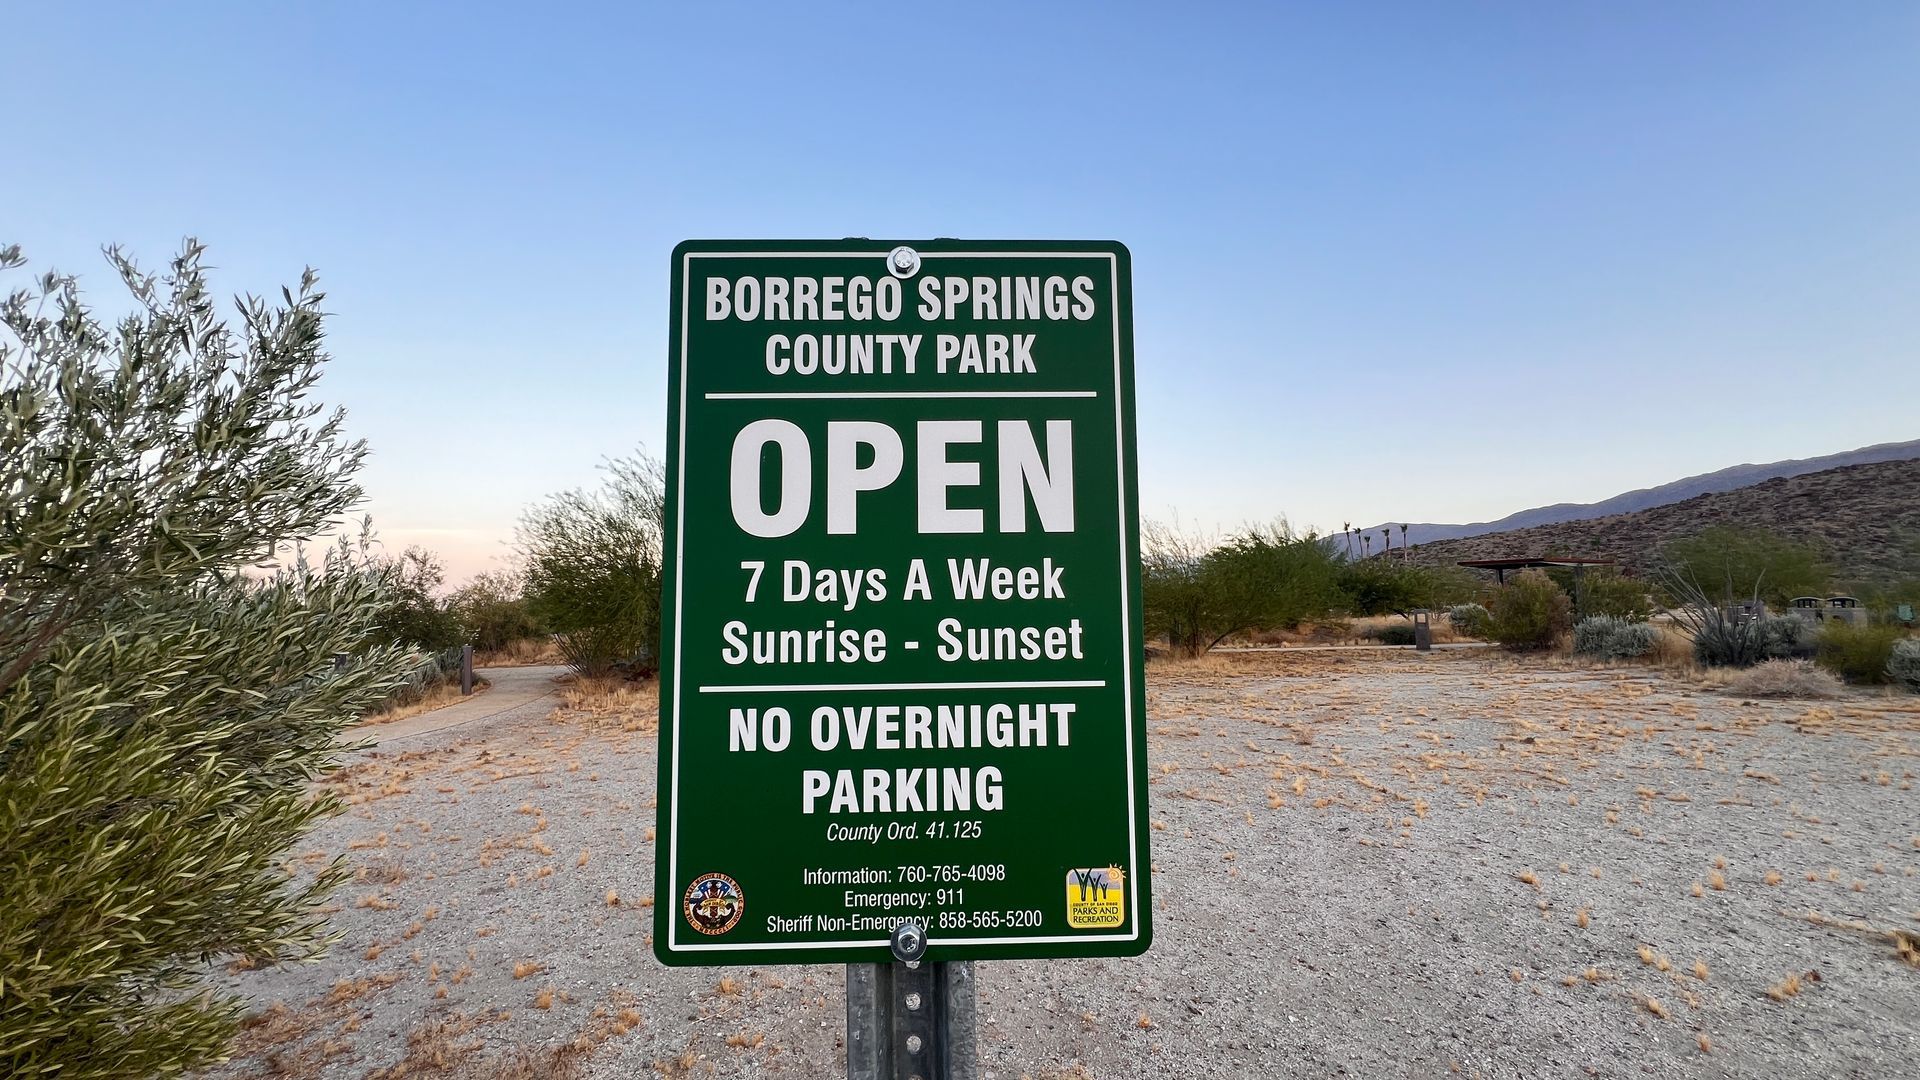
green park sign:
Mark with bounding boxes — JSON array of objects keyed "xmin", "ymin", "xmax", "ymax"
[{"xmin": 654, "ymin": 240, "xmax": 1150, "ymax": 966}]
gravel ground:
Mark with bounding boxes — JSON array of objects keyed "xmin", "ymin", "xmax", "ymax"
[{"xmin": 201, "ymin": 653, "xmax": 1920, "ymax": 1079}]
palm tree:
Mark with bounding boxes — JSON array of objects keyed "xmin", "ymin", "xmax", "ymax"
[
  {"xmin": 1399, "ymin": 523, "xmax": 1410, "ymax": 562},
  {"xmin": 1342, "ymin": 521, "xmax": 1353, "ymax": 559},
  {"xmin": 1361, "ymin": 534, "xmax": 1371, "ymax": 558},
  {"xmin": 1381, "ymin": 528, "xmax": 1392, "ymax": 559}
]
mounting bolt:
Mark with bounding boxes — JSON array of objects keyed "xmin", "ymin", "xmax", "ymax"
[
  {"xmin": 888, "ymin": 246, "xmax": 921, "ymax": 278},
  {"xmin": 890, "ymin": 921, "xmax": 928, "ymax": 963}
]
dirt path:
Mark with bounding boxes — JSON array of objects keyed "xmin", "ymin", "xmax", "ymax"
[{"xmin": 362, "ymin": 665, "xmax": 569, "ymax": 746}]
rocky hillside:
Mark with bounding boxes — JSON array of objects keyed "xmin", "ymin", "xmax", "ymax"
[
  {"xmin": 1404, "ymin": 458, "xmax": 1920, "ymax": 584},
  {"xmin": 1368, "ymin": 438, "xmax": 1920, "ymax": 548}
]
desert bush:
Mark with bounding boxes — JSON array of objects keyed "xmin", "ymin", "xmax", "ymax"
[
  {"xmin": 1339, "ymin": 560, "xmax": 1424, "ymax": 616},
  {"xmin": 1368, "ymin": 622, "xmax": 1417, "ymax": 646},
  {"xmin": 368, "ymin": 545, "xmax": 462, "ymax": 652},
  {"xmin": 1816, "ymin": 621, "xmax": 1905, "ymax": 685},
  {"xmin": 377, "ymin": 649, "xmax": 462, "ymax": 711},
  {"xmin": 520, "ymin": 454, "xmax": 666, "ymax": 677},
  {"xmin": 1688, "ymin": 613, "xmax": 1814, "ymax": 668},
  {"xmin": 1572, "ymin": 616, "xmax": 1658, "ymax": 660},
  {"xmin": 449, "ymin": 570, "xmax": 543, "ymax": 652},
  {"xmin": 1722, "ymin": 659, "xmax": 1845, "ymax": 699},
  {"xmin": 1447, "ymin": 603, "xmax": 1490, "ymax": 637},
  {"xmin": 1142, "ymin": 520, "xmax": 1342, "ymax": 656},
  {"xmin": 1485, "ymin": 570, "xmax": 1572, "ymax": 650},
  {"xmin": 1658, "ymin": 554, "xmax": 1818, "ymax": 669},
  {"xmin": 1659, "ymin": 526, "xmax": 1829, "ymax": 610},
  {"xmin": 0, "ymin": 242, "xmax": 412, "ymax": 1077},
  {"xmin": 1888, "ymin": 639, "xmax": 1920, "ymax": 692},
  {"xmin": 1549, "ymin": 568, "xmax": 1652, "ymax": 621}
]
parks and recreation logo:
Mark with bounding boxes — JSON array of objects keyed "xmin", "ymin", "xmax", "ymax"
[
  {"xmin": 683, "ymin": 872, "xmax": 744, "ymax": 936},
  {"xmin": 1064, "ymin": 865, "xmax": 1125, "ymax": 929}
]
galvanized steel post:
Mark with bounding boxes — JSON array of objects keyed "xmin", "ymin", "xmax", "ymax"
[{"xmin": 847, "ymin": 923, "xmax": 976, "ymax": 1080}]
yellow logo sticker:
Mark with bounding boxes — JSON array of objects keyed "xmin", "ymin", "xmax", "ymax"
[{"xmin": 1064, "ymin": 866, "xmax": 1125, "ymax": 929}]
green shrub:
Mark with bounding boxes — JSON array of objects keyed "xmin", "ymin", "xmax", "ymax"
[
  {"xmin": 1142, "ymin": 520, "xmax": 1342, "ymax": 656},
  {"xmin": 1485, "ymin": 570, "xmax": 1572, "ymax": 650},
  {"xmin": 0, "ymin": 242, "xmax": 413, "ymax": 1077},
  {"xmin": 1564, "ymin": 570, "xmax": 1653, "ymax": 622},
  {"xmin": 369, "ymin": 546, "xmax": 462, "ymax": 651},
  {"xmin": 1369, "ymin": 623, "xmax": 1417, "ymax": 646},
  {"xmin": 1658, "ymin": 526, "xmax": 1829, "ymax": 611},
  {"xmin": 1816, "ymin": 621, "xmax": 1906, "ymax": 684},
  {"xmin": 1889, "ymin": 639, "xmax": 1920, "ymax": 692},
  {"xmin": 1339, "ymin": 560, "xmax": 1424, "ymax": 616},
  {"xmin": 449, "ymin": 571, "xmax": 543, "ymax": 652},
  {"xmin": 1690, "ymin": 614, "xmax": 1814, "ymax": 668},
  {"xmin": 520, "ymin": 455, "xmax": 666, "ymax": 677},
  {"xmin": 1447, "ymin": 603, "xmax": 1490, "ymax": 637},
  {"xmin": 1572, "ymin": 616, "xmax": 1658, "ymax": 660}
]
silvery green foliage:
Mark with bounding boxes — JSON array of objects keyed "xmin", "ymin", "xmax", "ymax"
[
  {"xmin": 0, "ymin": 242, "xmax": 413, "ymax": 1076},
  {"xmin": 1885, "ymin": 638, "xmax": 1920, "ymax": 692},
  {"xmin": 1, "ymin": 240, "xmax": 365, "ymax": 695},
  {"xmin": 1447, "ymin": 603, "xmax": 1490, "ymax": 636},
  {"xmin": 1572, "ymin": 616, "xmax": 1658, "ymax": 660},
  {"xmin": 1688, "ymin": 613, "xmax": 1815, "ymax": 668}
]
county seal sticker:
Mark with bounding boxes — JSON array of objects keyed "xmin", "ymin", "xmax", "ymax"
[
  {"xmin": 683, "ymin": 873, "xmax": 744, "ymax": 936},
  {"xmin": 1064, "ymin": 866, "xmax": 1126, "ymax": 929}
]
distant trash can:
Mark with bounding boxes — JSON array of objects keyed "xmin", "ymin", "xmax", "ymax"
[{"xmin": 1412, "ymin": 610, "xmax": 1433, "ymax": 652}]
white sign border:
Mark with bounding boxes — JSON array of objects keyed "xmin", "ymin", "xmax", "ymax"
[{"xmin": 665, "ymin": 247, "xmax": 1140, "ymax": 954}]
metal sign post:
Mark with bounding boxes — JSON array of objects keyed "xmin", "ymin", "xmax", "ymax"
[
  {"xmin": 846, "ymin": 924, "xmax": 976, "ymax": 1080},
  {"xmin": 654, "ymin": 239, "xmax": 1149, "ymax": 1075}
]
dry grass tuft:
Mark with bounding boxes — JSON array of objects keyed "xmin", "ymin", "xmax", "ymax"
[
  {"xmin": 1766, "ymin": 973, "xmax": 1803, "ymax": 1001},
  {"xmin": 1649, "ymin": 626, "xmax": 1694, "ymax": 668},
  {"xmin": 475, "ymin": 636, "xmax": 566, "ymax": 667},
  {"xmin": 512, "ymin": 961, "xmax": 543, "ymax": 980},
  {"xmin": 552, "ymin": 675, "xmax": 659, "ymax": 732},
  {"xmin": 724, "ymin": 1031, "xmax": 766, "ymax": 1049},
  {"xmin": 1895, "ymin": 930, "xmax": 1920, "ymax": 967},
  {"xmin": 1696, "ymin": 1032, "xmax": 1713, "ymax": 1054},
  {"xmin": 1721, "ymin": 659, "xmax": 1844, "ymax": 699}
]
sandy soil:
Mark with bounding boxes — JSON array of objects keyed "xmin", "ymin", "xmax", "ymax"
[{"xmin": 201, "ymin": 652, "xmax": 1920, "ymax": 1079}]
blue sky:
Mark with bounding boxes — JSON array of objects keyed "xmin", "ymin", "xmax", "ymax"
[{"xmin": 9, "ymin": 3, "xmax": 1917, "ymax": 580}]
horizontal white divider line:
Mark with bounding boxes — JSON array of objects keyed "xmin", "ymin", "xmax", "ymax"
[
  {"xmin": 697, "ymin": 679, "xmax": 1107, "ymax": 694},
  {"xmin": 703, "ymin": 390, "xmax": 1099, "ymax": 400}
]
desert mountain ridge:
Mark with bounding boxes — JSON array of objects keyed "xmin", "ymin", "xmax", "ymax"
[
  {"xmin": 1401, "ymin": 457, "xmax": 1920, "ymax": 585},
  {"xmin": 1363, "ymin": 438, "xmax": 1920, "ymax": 549}
]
